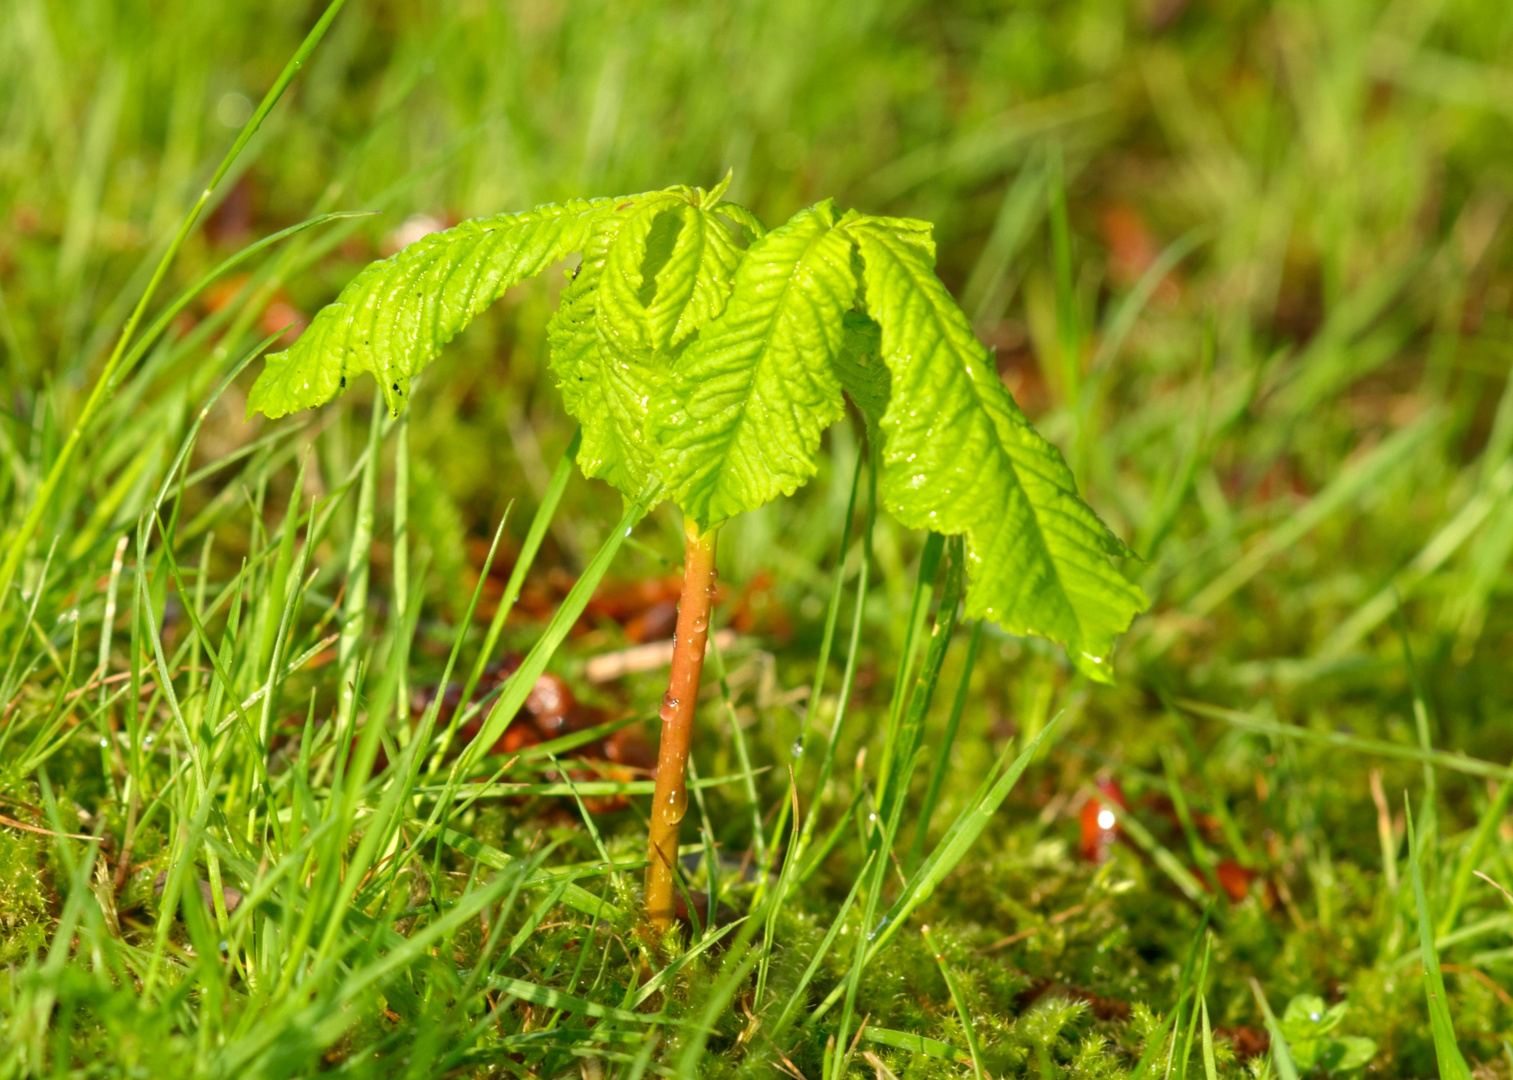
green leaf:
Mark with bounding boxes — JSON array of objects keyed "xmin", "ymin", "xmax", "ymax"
[
  {"xmin": 647, "ymin": 203, "xmax": 743, "ymax": 352},
  {"xmin": 576, "ymin": 199, "xmax": 674, "ymax": 494},
  {"xmin": 550, "ymin": 193, "xmax": 742, "ymax": 497},
  {"xmin": 711, "ymin": 200, "xmax": 769, "ymax": 242},
  {"xmin": 653, "ymin": 202, "xmax": 857, "ymax": 528},
  {"xmin": 1327, "ymin": 1037, "xmax": 1378, "ymax": 1072},
  {"xmin": 248, "ymin": 194, "xmax": 635, "ymax": 419},
  {"xmin": 246, "ymin": 181, "xmax": 1149, "ymax": 677},
  {"xmin": 830, "ymin": 311, "xmax": 888, "ymax": 439},
  {"xmin": 1286, "ymin": 1037, "xmax": 1322, "ymax": 1072},
  {"xmin": 847, "ymin": 216, "xmax": 1147, "ymax": 680},
  {"xmin": 1280, "ymin": 995, "xmax": 1344, "ymax": 1041},
  {"xmin": 594, "ymin": 196, "xmax": 678, "ymax": 358}
]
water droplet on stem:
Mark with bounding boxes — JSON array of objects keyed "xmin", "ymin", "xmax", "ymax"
[{"xmin": 661, "ymin": 784, "xmax": 688, "ymax": 824}]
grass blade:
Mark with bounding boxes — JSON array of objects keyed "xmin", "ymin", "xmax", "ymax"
[
  {"xmin": 1178, "ymin": 698, "xmax": 1513, "ymax": 783},
  {"xmin": 1248, "ymin": 979, "xmax": 1300, "ymax": 1080},
  {"xmin": 0, "ymin": 0, "xmax": 352, "ymax": 612},
  {"xmin": 1407, "ymin": 801, "xmax": 1473, "ymax": 1080},
  {"xmin": 1199, "ymin": 996, "xmax": 1217, "ymax": 1080},
  {"xmin": 920, "ymin": 924, "xmax": 985, "ymax": 1079},
  {"xmin": 809, "ymin": 711, "xmax": 1065, "ymax": 1026}
]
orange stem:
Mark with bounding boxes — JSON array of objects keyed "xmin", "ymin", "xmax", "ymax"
[{"xmin": 644, "ymin": 518, "xmax": 718, "ymax": 934}]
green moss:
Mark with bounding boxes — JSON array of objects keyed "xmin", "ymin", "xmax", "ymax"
[{"xmin": 0, "ymin": 784, "xmax": 51, "ymax": 965}]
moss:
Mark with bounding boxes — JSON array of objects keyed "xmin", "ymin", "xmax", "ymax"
[{"xmin": 0, "ymin": 783, "xmax": 51, "ymax": 965}]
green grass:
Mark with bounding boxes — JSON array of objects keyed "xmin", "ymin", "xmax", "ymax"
[{"xmin": 3, "ymin": 0, "xmax": 1513, "ymax": 1076}]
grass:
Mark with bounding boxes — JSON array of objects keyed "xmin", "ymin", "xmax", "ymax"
[{"xmin": 3, "ymin": 0, "xmax": 1513, "ymax": 1075}]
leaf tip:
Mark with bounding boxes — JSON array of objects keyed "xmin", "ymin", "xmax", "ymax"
[
  {"xmin": 704, "ymin": 169, "xmax": 735, "ymax": 205},
  {"xmin": 245, "ymin": 349, "xmax": 290, "ymax": 420},
  {"xmin": 1071, "ymin": 648, "xmax": 1116, "ymax": 684}
]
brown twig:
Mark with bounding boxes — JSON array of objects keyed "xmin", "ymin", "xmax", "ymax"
[
  {"xmin": 978, "ymin": 903, "xmax": 1086, "ymax": 953},
  {"xmin": 1, "ymin": 813, "xmax": 94, "ymax": 841},
  {"xmin": 585, "ymin": 629, "xmax": 738, "ymax": 683},
  {"xmin": 1441, "ymin": 964, "xmax": 1513, "ymax": 1007}
]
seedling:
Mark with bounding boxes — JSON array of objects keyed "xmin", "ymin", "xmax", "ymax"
[
  {"xmin": 1277, "ymin": 994, "xmax": 1376, "ymax": 1074},
  {"xmin": 247, "ymin": 177, "xmax": 1148, "ymax": 933}
]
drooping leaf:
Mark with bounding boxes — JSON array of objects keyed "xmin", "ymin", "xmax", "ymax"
[
  {"xmin": 578, "ymin": 198, "xmax": 678, "ymax": 494},
  {"xmin": 547, "ymin": 211, "xmax": 649, "ymax": 495},
  {"xmin": 248, "ymin": 195, "xmax": 643, "ymax": 419},
  {"xmin": 548, "ymin": 192, "xmax": 745, "ymax": 498},
  {"xmin": 648, "ymin": 202, "xmax": 744, "ymax": 352},
  {"xmin": 594, "ymin": 196, "xmax": 678, "ymax": 360},
  {"xmin": 247, "ymin": 177, "xmax": 1149, "ymax": 676},
  {"xmin": 830, "ymin": 311, "xmax": 888, "ymax": 441},
  {"xmin": 847, "ymin": 216, "xmax": 1147, "ymax": 680},
  {"xmin": 711, "ymin": 200, "xmax": 770, "ymax": 243},
  {"xmin": 652, "ymin": 202, "xmax": 857, "ymax": 528}
]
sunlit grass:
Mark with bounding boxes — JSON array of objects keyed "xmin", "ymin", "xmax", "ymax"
[{"xmin": 3, "ymin": 0, "xmax": 1513, "ymax": 1076}]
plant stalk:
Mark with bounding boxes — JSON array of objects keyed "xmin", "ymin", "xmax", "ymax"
[{"xmin": 645, "ymin": 518, "xmax": 718, "ymax": 933}]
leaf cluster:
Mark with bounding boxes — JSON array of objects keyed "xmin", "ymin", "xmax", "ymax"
[
  {"xmin": 248, "ymin": 178, "xmax": 1147, "ymax": 675},
  {"xmin": 1278, "ymin": 995, "xmax": 1376, "ymax": 1074}
]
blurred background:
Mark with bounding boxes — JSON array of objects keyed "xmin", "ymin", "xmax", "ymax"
[
  {"xmin": 4, "ymin": 0, "xmax": 1513, "ymax": 1067},
  {"xmin": 5, "ymin": 0, "xmax": 1512, "ymax": 675}
]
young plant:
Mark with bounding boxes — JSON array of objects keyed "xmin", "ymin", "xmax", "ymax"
[{"xmin": 247, "ymin": 178, "xmax": 1149, "ymax": 933}]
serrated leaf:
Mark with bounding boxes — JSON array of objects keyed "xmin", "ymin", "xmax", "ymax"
[
  {"xmin": 549, "ymin": 191, "xmax": 741, "ymax": 498},
  {"xmin": 848, "ymin": 210, "xmax": 935, "ymax": 259},
  {"xmin": 588, "ymin": 199, "xmax": 679, "ymax": 493},
  {"xmin": 547, "ymin": 209, "xmax": 663, "ymax": 497},
  {"xmin": 830, "ymin": 311, "xmax": 888, "ymax": 439},
  {"xmin": 711, "ymin": 201, "xmax": 769, "ymax": 242},
  {"xmin": 247, "ymin": 178, "xmax": 1150, "ymax": 678},
  {"xmin": 848, "ymin": 217, "xmax": 1147, "ymax": 680},
  {"xmin": 248, "ymin": 196, "xmax": 638, "ymax": 419},
  {"xmin": 648, "ymin": 204, "xmax": 743, "ymax": 351},
  {"xmin": 653, "ymin": 203, "xmax": 856, "ymax": 528},
  {"xmin": 595, "ymin": 197, "xmax": 677, "ymax": 359}
]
